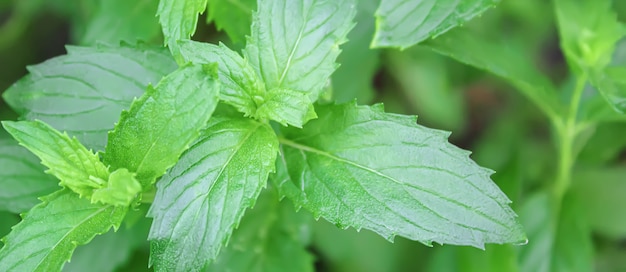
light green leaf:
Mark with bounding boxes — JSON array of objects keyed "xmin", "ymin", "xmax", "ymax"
[
  {"xmin": 91, "ymin": 169, "xmax": 142, "ymax": 207},
  {"xmin": 332, "ymin": 0, "xmax": 380, "ymax": 104},
  {"xmin": 570, "ymin": 167, "xmax": 626, "ymax": 238},
  {"xmin": 555, "ymin": 0, "xmax": 625, "ymax": 72},
  {"xmin": 80, "ymin": 0, "xmax": 161, "ymax": 45},
  {"xmin": 372, "ymin": 0, "xmax": 498, "ymax": 49},
  {"xmin": 274, "ymin": 102, "xmax": 526, "ymax": 248},
  {"xmin": 0, "ymin": 190, "xmax": 127, "ymax": 272},
  {"xmin": 177, "ymin": 40, "xmax": 264, "ymax": 117},
  {"xmin": 590, "ymin": 67, "xmax": 626, "ymax": 113},
  {"xmin": 2, "ymin": 120, "xmax": 109, "ymax": 198},
  {"xmin": 103, "ymin": 63, "xmax": 220, "ymax": 189},
  {"xmin": 63, "ymin": 217, "xmax": 150, "ymax": 272},
  {"xmin": 2, "ymin": 44, "xmax": 177, "ymax": 151},
  {"xmin": 518, "ymin": 192, "xmax": 593, "ymax": 272},
  {"xmin": 0, "ymin": 137, "xmax": 58, "ymax": 213},
  {"xmin": 206, "ymin": 0, "xmax": 256, "ymax": 43},
  {"xmin": 255, "ymin": 89, "xmax": 317, "ymax": 127},
  {"xmin": 147, "ymin": 117, "xmax": 278, "ymax": 271},
  {"xmin": 427, "ymin": 245, "xmax": 519, "ymax": 272},
  {"xmin": 423, "ymin": 29, "xmax": 561, "ymax": 121},
  {"xmin": 243, "ymin": 0, "xmax": 356, "ymax": 101},
  {"xmin": 157, "ymin": 0, "xmax": 207, "ymax": 60},
  {"xmin": 209, "ymin": 190, "xmax": 314, "ymax": 272}
]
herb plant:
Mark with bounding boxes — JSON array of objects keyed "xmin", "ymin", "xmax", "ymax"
[{"xmin": 1, "ymin": 0, "xmax": 625, "ymax": 271}]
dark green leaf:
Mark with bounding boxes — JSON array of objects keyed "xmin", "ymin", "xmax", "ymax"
[
  {"xmin": 209, "ymin": 190, "xmax": 314, "ymax": 272},
  {"xmin": 147, "ymin": 117, "xmax": 278, "ymax": 271},
  {"xmin": 177, "ymin": 40, "xmax": 264, "ymax": 117},
  {"xmin": 0, "ymin": 137, "xmax": 57, "ymax": 213},
  {"xmin": 0, "ymin": 190, "xmax": 127, "ymax": 272},
  {"xmin": 80, "ymin": 0, "xmax": 161, "ymax": 45},
  {"xmin": 275, "ymin": 102, "xmax": 526, "ymax": 248},
  {"xmin": 2, "ymin": 120, "xmax": 109, "ymax": 198},
  {"xmin": 206, "ymin": 0, "xmax": 256, "ymax": 43},
  {"xmin": 373, "ymin": 0, "xmax": 498, "ymax": 49},
  {"xmin": 2, "ymin": 44, "xmax": 177, "ymax": 151},
  {"xmin": 103, "ymin": 63, "xmax": 220, "ymax": 189},
  {"xmin": 423, "ymin": 29, "xmax": 561, "ymax": 120}
]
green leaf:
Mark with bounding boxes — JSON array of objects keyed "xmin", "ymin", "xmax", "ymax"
[
  {"xmin": 427, "ymin": 245, "xmax": 519, "ymax": 272},
  {"xmin": 0, "ymin": 137, "xmax": 58, "ymax": 213},
  {"xmin": 0, "ymin": 190, "xmax": 127, "ymax": 272},
  {"xmin": 255, "ymin": 89, "xmax": 317, "ymax": 127},
  {"xmin": 157, "ymin": 0, "xmax": 208, "ymax": 60},
  {"xmin": 518, "ymin": 192, "xmax": 593, "ymax": 272},
  {"xmin": 147, "ymin": 117, "xmax": 278, "ymax": 271},
  {"xmin": 2, "ymin": 120, "xmax": 109, "ymax": 198},
  {"xmin": 80, "ymin": 0, "xmax": 161, "ymax": 45},
  {"xmin": 209, "ymin": 190, "xmax": 314, "ymax": 272},
  {"xmin": 570, "ymin": 167, "xmax": 626, "ymax": 238},
  {"xmin": 554, "ymin": 0, "xmax": 625, "ymax": 72},
  {"xmin": 372, "ymin": 0, "xmax": 498, "ymax": 49},
  {"xmin": 274, "ymin": 102, "xmax": 526, "ymax": 248},
  {"xmin": 423, "ymin": 29, "xmax": 561, "ymax": 121},
  {"xmin": 91, "ymin": 169, "xmax": 142, "ymax": 207},
  {"xmin": 177, "ymin": 40, "xmax": 264, "ymax": 117},
  {"xmin": 590, "ymin": 67, "xmax": 626, "ymax": 113},
  {"xmin": 243, "ymin": 0, "xmax": 356, "ymax": 101},
  {"xmin": 2, "ymin": 44, "xmax": 177, "ymax": 151},
  {"xmin": 332, "ymin": 0, "xmax": 380, "ymax": 104},
  {"xmin": 206, "ymin": 0, "xmax": 256, "ymax": 43},
  {"xmin": 63, "ymin": 217, "xmax": 151, "ymax": 272},
  {"xmin": 103, "ymin": 63, "xmax": 220, "ymax": 189}
]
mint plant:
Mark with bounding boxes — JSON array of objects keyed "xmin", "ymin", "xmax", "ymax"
[{"xmin": 0, "ymin": 0, "xmax": 560, "ymax": 271}]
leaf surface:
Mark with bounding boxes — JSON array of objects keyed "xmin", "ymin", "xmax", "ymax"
[
  {"xmin": 81, "ymin": 0, "xmax": 161, "ymax": 45},
  {"xmin": 243, "ymin": 0, "xmax": 356, "ymax": 101},
  {"xmin": 103, "ymin": 63, "xmax": 220, "ymax": 189},
  {"xmin": 206, "ymin": 0, "xmax": 256, "ymax": 43},
  {"xmin": 2, "ymin": 44, "xmax": 177, "ymax": 151},
  {"xmin": 423, "ymin": 29, "xmax": 561, "ymax": 120},
  {"xmin": 274, "ymin": 102, "xmax": 526, "ymax": 248},
  {"xmin": 2, "ymin": 121, "xmax": 109, "ymax": 198},
  {"xmin": 157, "ymin": 0, "xmax": 207, "ymax": 59},
  {"xmin": 0, "ymin": 137, "xmax": 58, "ymax": 213},
  {"xmin": 0, "ymin": 190, "xmax": 127, "ymax": 272},
  {"xmin": 147, "ymin": 117, "xmax": 278, "ymax": 271},
  {"xmin": 209, "ymin": 191, "xmax": 314, "ymax": 272},
  {"xmin": 373, "ymin": 0, "xmax": 498, "ymax": 49},
  {"xmin": 178, "ymin": 40, "xmax": 264, "ymax": 117}
]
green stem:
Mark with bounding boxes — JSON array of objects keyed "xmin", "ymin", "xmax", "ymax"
[{"xmin": 553, "ymin": 73, "xmax": 587, "ymax": 200}]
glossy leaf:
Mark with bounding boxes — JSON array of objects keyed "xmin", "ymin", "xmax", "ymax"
[
  {"xmin": 81, "ymin": 0, "xmax": 161, "ymax": 45},
  {"xmin": 157, "ymin": 0, "xmax": 207, "ymax": 59},
  {"xmin": 275, "ymin": 102, "xmax": 526, "ymax": 248},
  {"xmin": 243, "ymin": 0, "xmax": 356, "ymax": 101},
  {"xmin": 423, "ymin": 29, "xmax": 561, "ymax": 120},
  {"xmin": 103, "ymin": 63, "xmax": 220, "ymax": 189},
  {"xmin": 373, "ymin": 0, "xmax": 498, "ymax": 49},
  {"xmin": 206, "ymin": 0, "xmax": 256, "ymax": 43},
  {"xmin": 2, "ymin": 44, "xmax": 177, "ymax": 151},
  {"xmin": 2, "ymin": 120, "xmax": 109, "ymax": 198},
  {"xmin": 0, "ymin": 137, "xmax": 58, "ymax": 213},
  {"xmin": 178, "ymin": 40, "xmax": 264, "ymax": 117},
  {"xmin": 148, "ymin": 117, "xmax": 278, "ymax": 271},
  {"xmin": 209, "ymin": 191, "xmax": 314, "ymax": 272},
  {"xmin": 0, "ymin": 190, "xmax": 127, "ymax": 272}
]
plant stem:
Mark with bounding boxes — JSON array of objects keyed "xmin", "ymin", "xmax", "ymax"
[{"xmin": 553, "ymin": 73, "xmax": 587, "ymax": 200}]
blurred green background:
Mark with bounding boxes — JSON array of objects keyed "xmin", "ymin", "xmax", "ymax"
[{"xmin": 2, "ymin": 0, "xmax": 626, "ymax": 271}]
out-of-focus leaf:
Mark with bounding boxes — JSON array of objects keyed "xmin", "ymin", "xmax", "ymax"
[
  {"xmin": 570, "ymin": 167, "xmax": 626, "ymax": 238},
  {"xmin": 578, "ymin": 123, "xmax": 626, "ymax": 164},
  {"xmin": 2, "ymin": 44, "xmax": 177, "ymax": 151},
  {"xmin": 590, "ymin": 67, "xmax": 626, "ymax": 113},
  {"xmin": 206, "ymin": 0, "xmax": 256, "ymax": 43},
  {"xmin": 81, "ymin": 0, "xmax": 161, "ymax": 45},
  {"xmin": 427, "ymin": 245, "xmax": 518, "ymax": 272},
  {"xmin": 373, "ymin": 0, "xmax": 498, "ymax": 49}
]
